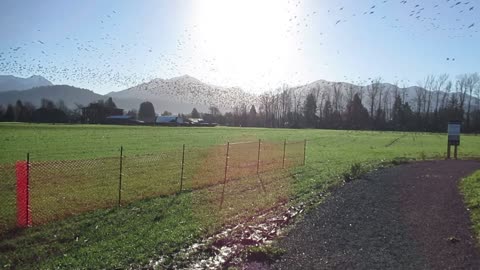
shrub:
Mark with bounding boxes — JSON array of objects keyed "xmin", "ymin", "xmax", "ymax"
[{"xmin": 342, "ymin": 163, "xmax": 363, "ymax": 182}]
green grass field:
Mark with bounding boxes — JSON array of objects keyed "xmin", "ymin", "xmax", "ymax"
[
  {"xmin": 0, "ymin": 123, "xmax": 305, "ymax": 232},
  {"xmin": 1, "ymin": 122, "xmax": 478, "ymax": 163},
  {"xmin": 1, "ymin": 123, "xmax": 480, "ymax": 269}
]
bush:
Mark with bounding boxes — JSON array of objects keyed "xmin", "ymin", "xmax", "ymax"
[{"xmin": 342, "ymin": 163, "xmax": 363, "ymax": 182}]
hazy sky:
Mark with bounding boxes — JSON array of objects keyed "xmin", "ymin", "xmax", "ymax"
[{"xmin": 0, "ymin": 0, "xmax": 479, "ymax": 94}]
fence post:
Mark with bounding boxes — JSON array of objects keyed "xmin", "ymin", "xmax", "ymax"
[
  {"xmin": 16, "ymin": 153, "xmax": 31, "ymax": 228},
  {"xmin": 118, "ymin": 146, "xmax": 123, "ymax": 206},
  {"xmin": 179, "ymin": 144, "xmax": 185, "ymax": 192},
  {"xmin": 26, "ymin": 153, "xmax": 30, "ymax": 226},
  {"xmin": 255, "ymin": 139, "xmax": 267, "ymax": 192},
  {"xmin": 303, "ymin": 139, "xmax": 307, "ymax": 166},
  {"xmin": 282, "ymin": 139, "xmax": 287, "ymax": 169},
  {"xmin": 256, "ymin": 139, "xmax": 261, "ymax": 174},
  {"xmin": 220, "ymin": 142, "xmax": 230, "ymax": 209}
]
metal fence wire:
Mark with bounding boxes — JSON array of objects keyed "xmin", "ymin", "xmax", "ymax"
[
  {"xmin": 29, "ymin": 157, "xmax": 119, "ymax": 225},
  {"xmin": 0, "ymin": 139, "xmax": 306, "ymax": 233},
  {"xmin": 0, "ymin": 163, "xmax": 17, "ymax": 232}
]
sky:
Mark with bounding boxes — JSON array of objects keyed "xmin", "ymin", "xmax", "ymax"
[{"xmin": 0, "ymin": 0, "xmax": 479, "ymax": 94}]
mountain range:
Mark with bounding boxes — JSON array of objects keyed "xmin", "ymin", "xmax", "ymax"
[
  {"xmin": 0, "ymin": 75, "xmax": 258, "ymax": 113},
  {"xmin": 107, "ymin": 75, "xmax": 257, "ymax": 113},
  {"xmin": 0, "ymin": 74, "xmax": 477, "ymax": 114},
  {"xmin": 0, "ymin": 75, "xmax": 53, "ymax": 92}
]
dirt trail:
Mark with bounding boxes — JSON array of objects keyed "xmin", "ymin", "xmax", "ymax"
[{"xmin": 265, "ymin": 160, "xmax": 480, "ymax": 269}]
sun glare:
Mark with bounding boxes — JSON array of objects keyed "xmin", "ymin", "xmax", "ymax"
[{"xmin": 190, "ymin": 0, "xmax": 302, "ymax": 90}]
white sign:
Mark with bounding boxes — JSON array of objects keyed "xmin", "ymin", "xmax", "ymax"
[{"xmin": 448, "ymin": 123, "xmax": 461, "ymax": 136}]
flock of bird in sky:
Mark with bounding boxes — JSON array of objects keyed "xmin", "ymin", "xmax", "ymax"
[{"xmin": 0, "ymin": 0, "xmax": 478, "ymax": 95}]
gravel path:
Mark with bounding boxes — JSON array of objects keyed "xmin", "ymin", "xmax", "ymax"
[{"xmin": 269, "ymin": 160, "xmax": 480, "ymax": 270}]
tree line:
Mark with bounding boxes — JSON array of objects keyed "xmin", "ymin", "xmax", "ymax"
[
  {"xmin": 1, "ymin": 73, "xmax": 479, "ymax": 132},
  {"xmin": 0, "ymin": 99, "xmax": 74, "ymax": 123},
  {"xmin": 0, "ymin": 97, "xmax": 159, "ymax": 124},
  {"xmin": 200, "ymin": 73, "xmax": 480, "ymax": 133}
]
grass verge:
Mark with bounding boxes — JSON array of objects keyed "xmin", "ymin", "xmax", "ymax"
[{"xmin": 460, "ymin": 170, "xmax": 480, "ymax": 244}]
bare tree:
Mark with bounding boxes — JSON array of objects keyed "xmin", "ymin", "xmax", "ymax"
[
  {"xmin": 434, "ymin": 74, "xmax": 449, "ymax": 112},
  {"xmin": 377, "ymin": 83, "xmax": 384, "ymax": 112},
  {"xmin": 400, "ymin": 83, "xmax": 408, "ymax": 102},
  {"xmin": 456, "ymin": 74, "xmax": 468, "ymax": 110},
  {"xmin": 260, "ymin": 92, "xmax": 273, "ymax": 127},
  {"xmin": 332, "ymin": 82, "xmax": 344, "ymax": 113},
  {"xmin": 441, "ymin": 81, "xmax": 452, "ymax": 110},
  {"xmin": 319, "ymin": 91, "xmax": 330, "ymax": 122},
  {"xmin": 414, "ymin": 83, "xmax": 426, "ymax": 115},
  {"xmin": 382, "ymin": 86, "xmax": 392, "ymax": 121},
  {"xmin": 345, "ymin": 83, "xmax": 357, "ymax": 104},
  {"xmin": 279, "ymin": 85, "xmax": 291, "ymax": 127},
  {"xmin": 423, "ymin": 75, "xmax": 436, "ymax": 116},
  {"xmin": 465, "ymin": 73, "xmax": 480, "ymax": 129},
  {"xmin": 366, "ymin": 78, "xmax": 382, "ymax": 117},
  {"xmin": 290, "ymin": 89, "xmax": 300, "ymax": 126},
  {"xmin": 475, "ymin": 79, "xmax": 480, "ymax": 111}
]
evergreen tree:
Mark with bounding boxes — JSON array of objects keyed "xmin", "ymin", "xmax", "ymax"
[
  {"xmin": 191, "ymin": 108, "xmax": 200, "ymax": 118},
  {"xmin": 4, "ymin": 104, "xmax": 15, "ymax": 121},
  {"xmin": 15, "ymin": 100, "xmax": 24, "ymax": 122},
  {"xmin": 391, "ymin": 95, "xmax": 403, "ymax": 130},
  {"xmin": 304, "ymin": 93, "xmax": 317, "ymax": 128},
  {"xmin": 322, "ymin": 100, "xmax": 333, "ymax": 128},
  {"xmin": 138, "ymin": 101, "xmax": 156, "ymax": 122},
  {"xmin": 402, "ymin": 102, "xmax": 414, "ymax": 130},
  {"xmin": 249, "ymin": 105, "xmax": 257, "ymax": 116},
  {"xmin": 345, "ymin": 94, "xmax": 370, "ymax": 129},
  {"xmin": 41, "ymin": 98, "xmax": 55, "ymax": 110},
  {"xmin": 248, "ymin": 105, "xmax": 257, "ymax": 127},
  {"xmin": 105, "ymin": 97, "xmax": 117, "ymax": 108}
]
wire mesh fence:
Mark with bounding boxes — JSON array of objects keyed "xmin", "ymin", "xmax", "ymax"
[
  {"xmin": 29, "ymin": 157, "xmax": 119, "ymax": 226},
  {"xmin": 0, "ymin": 163, "xmax": 16, "ymax": 233},
  {"xmin": 0, "ymin": 139, "xmax": 306, "ymax": 234}
]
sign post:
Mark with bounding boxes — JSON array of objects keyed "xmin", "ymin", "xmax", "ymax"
[{"xmin": 447, "ymin": 121, "xmax": 461, "ymax": 159}]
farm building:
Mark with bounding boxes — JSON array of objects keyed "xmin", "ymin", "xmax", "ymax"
[
  {"xmin": 188, "ymin": 118, "xmax": 218, "ymax": 127},
  {"xmin": 155, "ymin": 116, "xmax": 186, "ymax": 126},
  {"xmin": 81, "ymin": 104, "xmax": 124, "ymax": 124},
  {"xmin": 104, "ymin": 115, "xmax": 144, "ymax": 125}
]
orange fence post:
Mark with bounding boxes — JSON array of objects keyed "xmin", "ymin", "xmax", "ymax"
[{"xmin": 16, "ymin": 153, "xmax": 31, "ymax": 228}]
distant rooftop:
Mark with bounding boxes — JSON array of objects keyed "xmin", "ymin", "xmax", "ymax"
[{"xmin": 106, "ymin": 115, "xmax": 132, "ymax": 119}]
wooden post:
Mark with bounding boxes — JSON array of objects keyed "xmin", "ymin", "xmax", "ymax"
[
  {"xmin": 303, "ymin": 139, "xmax": 307, "ymax": 166},
  {"xmin": 256, "ymin": 139, "xmax": 266, "ymax": 192},
  {"xmin": 220, "ymin": 142, "xmax": 230, "ymax": 208},
  {"xmin": 447, "ymin": 143, "xmax": 451, "ymax": 159},
  {"xmin": 256, "ymin": 139, "xmax": 261, "ymax": 174},
  {"xmin": 454, "ymin": 145, "xmax": 458, "ymax": 160},
  {"xmin": 118, "ymin": 146, "xmax": 123, "ymax": 206},
  {"xmin": 26, "ymin": 153, "xmax": 30, "ymax": 227},
  {"xmin": 179, "ymin": 144, "xmax": 185, "ymax": 192},
  {"xmin": 282, "ymin": 139, "xmax": 287, "ymax": 169}
]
